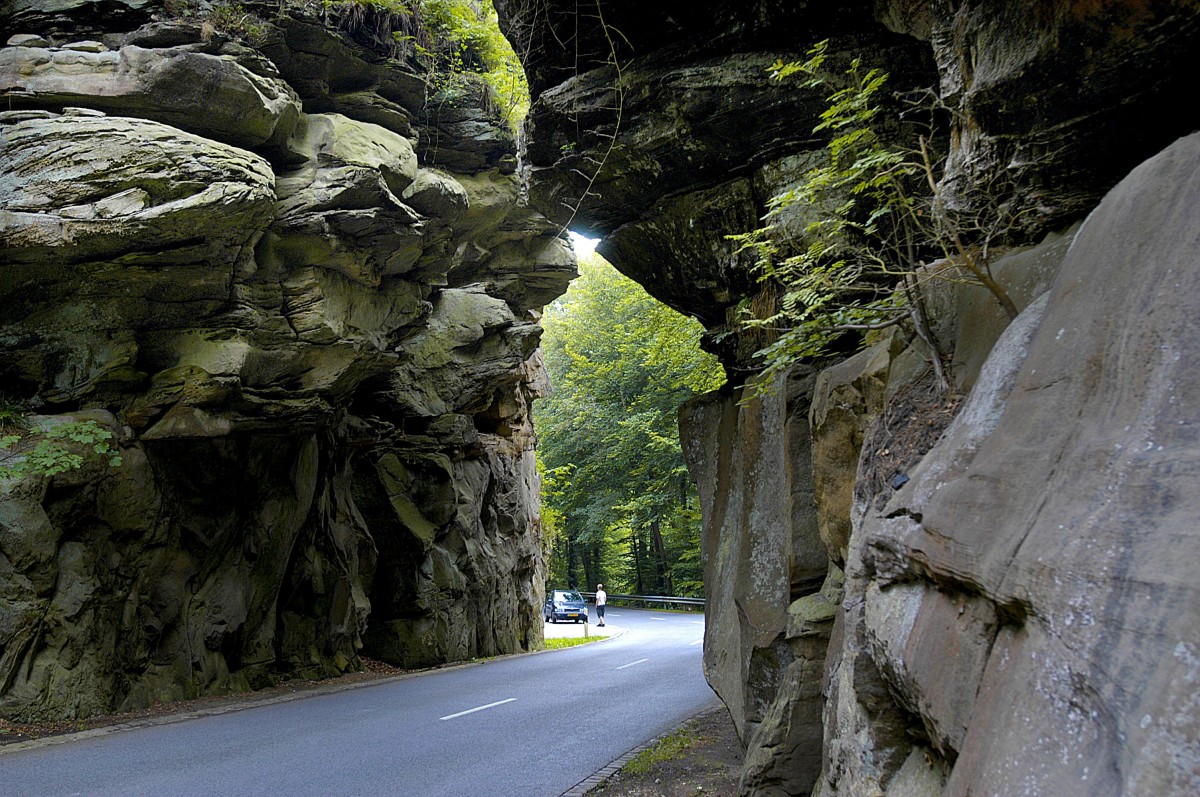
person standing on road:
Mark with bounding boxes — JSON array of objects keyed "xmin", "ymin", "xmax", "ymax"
[{"xmin": 596, "ymin": 584, "xmax": 607, "ymax": 627}]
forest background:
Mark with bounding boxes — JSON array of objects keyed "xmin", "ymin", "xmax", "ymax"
[{"xmin": 535, "ymin": 252, "xmax": 725, "ymax": 597}]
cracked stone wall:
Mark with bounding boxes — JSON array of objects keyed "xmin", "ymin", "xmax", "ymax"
[{"xmin": 817, "ymin": 132, "xmax": 1200, "ymax": 796}]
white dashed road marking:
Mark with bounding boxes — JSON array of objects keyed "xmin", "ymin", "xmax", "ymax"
[
  {"xmin": 615, "ymin": 658, "xmax": 649, "ymax": 670},
  {"xmin": 439, "ymin": 698, "xmax": 517, "ymax": 721}
]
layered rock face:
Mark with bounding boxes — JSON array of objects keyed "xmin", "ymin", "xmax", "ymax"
[
  {"xmin": 498, "ymin": 0, "xmax": 937, "ymax": 361},
  {"xmin": 679, "ymin": 368, "xmax": 836, "ymax": 795},
  {"xmin": 818, "ymin": 135, "xmax": 1200, "ymax": 795},
  {"xmin": 505, "ymin": 0, "xmax": 1200, "ymax": 794},
  {"xmin": 0, "ymin": 1, "xmax": 573, "ymax": 721}
]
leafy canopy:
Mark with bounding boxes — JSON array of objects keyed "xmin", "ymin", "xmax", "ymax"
[{"xmin": 536, "ymin": 253, "xmax": 724, "ymax": 596}]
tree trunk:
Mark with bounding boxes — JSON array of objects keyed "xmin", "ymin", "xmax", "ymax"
[
  {"xmin": 632, "ymin": 533, "xmax": 645, "ymax": 595},
  {"xmin": 566, "ymin": 538, "xmax": 577, "ymax": 589},
  {"xmin": 650, "ymin": 518, "xmax": 672, "ymax": 594},
  {"xmin": 590, "ymin": 544, "xmax": 601, "ymax": 591}
]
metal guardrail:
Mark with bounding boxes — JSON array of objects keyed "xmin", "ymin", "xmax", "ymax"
[{"xmin": 578, "ymin": 591, "xmax": 704, "ymax": 610}]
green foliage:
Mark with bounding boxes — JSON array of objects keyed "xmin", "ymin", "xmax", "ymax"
[
  {"xmin": 418, "ymin": 0, "xmax": 529, "ymax": 129},
  {"xmin": 165, "ymin": 0, "xmax": 530, "ymax": 132},
  {"xmin": 344, "ymin": 0, "xmax": 414, "ymax": 9},
  {"xmin": 161, "ymin": 0, "xmax": 271, "ymax": 44},
  {"xmin": 733, "ymin": 41, "xmax": 1018, "ymax": 392},
  {"xmin": 536, "ymin": 253, "xmax": 724, "ymax": 597},
  {"xmin": 0, "ymin": 414, "xmax": 123, "ymax": 482},
  {"xmin": 206, "ymin": 2, "xmax": 271, "ymax": 44},
  {"xmin": 0, "ymin": 400, "xmax": 26, "ymax": 430},
  {"xmin": 536, "ymin": 449, "xmax": 565, "ymax": 566},
  {"xmin": 340, "ymin": 0, "xmax": 529, "ymax": 131},
  {"xmin": 731, "ymin": 40, "xmax": 929, "ymax": 386}
]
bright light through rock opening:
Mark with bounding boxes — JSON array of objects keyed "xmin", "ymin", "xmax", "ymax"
[{"xmin": 568, "ymin": 231, "xmax": 599, "ymax": 257}]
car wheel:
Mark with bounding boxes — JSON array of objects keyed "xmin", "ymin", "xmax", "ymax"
[{"xmin": 549, "ymin": 614, "xmax": 556, "ymax": 624}]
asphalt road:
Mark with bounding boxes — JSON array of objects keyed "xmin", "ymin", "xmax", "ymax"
[{"xmin": 0, "ymin": 608, "xmax": 717, "ymax": 797}]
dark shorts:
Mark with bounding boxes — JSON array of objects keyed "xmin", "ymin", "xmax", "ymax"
[{"xmin": 597, "ymin": 604, "xmax": 605, "ymax": 618}]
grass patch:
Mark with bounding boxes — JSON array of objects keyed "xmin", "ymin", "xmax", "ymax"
[
  {"xmin": 624, "ymin": 726, "xmax": 702, "ymax": 775},
  {"xmin": 543, "ymin": 636, "xmax": 605, "ymax": 651}
]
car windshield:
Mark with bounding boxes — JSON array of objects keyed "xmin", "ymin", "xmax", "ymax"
[{"xmin": 556, "ymin": 592, "xmax": 583, "ymax": 603}]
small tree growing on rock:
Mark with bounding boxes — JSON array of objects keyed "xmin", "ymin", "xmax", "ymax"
[{"xmin": 731, "ymin": 40, "xmax": 1019, "ymax": 394}]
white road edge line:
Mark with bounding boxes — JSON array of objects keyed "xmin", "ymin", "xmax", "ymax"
[
  {"xmin": 439, "ymin": 698, "xmax": 517, "ymax": 721},
  {"xmin": 616, "ymin": 658, "xmax": 650, "ymax": 670}
]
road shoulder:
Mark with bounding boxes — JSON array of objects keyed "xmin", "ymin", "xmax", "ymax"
[{"xmin": 559, "ymin": 703, "xmax": 742, "ymax": 797}]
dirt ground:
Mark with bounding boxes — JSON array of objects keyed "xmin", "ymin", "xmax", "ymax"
[{"xmin": 592, "ymin": 706, "xmax": 744, "ymax": 797}]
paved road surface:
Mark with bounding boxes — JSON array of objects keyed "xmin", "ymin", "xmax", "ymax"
[{"xmin": 0, "ymin": 608, "xmax": 716, "ymax": 796}]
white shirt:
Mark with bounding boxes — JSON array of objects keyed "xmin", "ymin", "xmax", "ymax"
[{"xmin": 596, "ymin": 589, "xmax": 607, "ymax": 606}]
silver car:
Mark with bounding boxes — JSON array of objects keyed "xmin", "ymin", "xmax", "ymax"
[{"xmin": 544, "ymin": 589, "xmax": 588, "ymax": 623}]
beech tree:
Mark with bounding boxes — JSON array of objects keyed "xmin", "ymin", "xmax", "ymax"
[{"xmin": 535, "ymin": 253, "xmax": 724, "ymax": 597}]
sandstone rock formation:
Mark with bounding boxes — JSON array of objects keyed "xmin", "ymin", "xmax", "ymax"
[
  {"xmin": 0, "ymin": 2, "xmax": 573, "ymax": 721},
  {"xmin": 504, "ymin": 0, "xmax": 1200, "ymax": 793},
  {"xmin": 680, "ymin": 368, "xmax": 830, "ymax": 795},
  {"xmin": 821, "ymin": 132, "xmax": 1200, "ymax": 795},
  {"xmin": 4, "ymin": 5, "xmax": 1200, "ymax": 794}
]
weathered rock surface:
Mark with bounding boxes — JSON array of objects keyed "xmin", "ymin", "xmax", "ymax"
[
  {"xmin": 879, "ymin": 0, "xmax": 1200, "ymax": 232},
  {"xmin": 680, "ymin": 369, "xmax": 830, "ymax": 796},
  {"xmin": 507, "ymin": 0, "xmax": 1200, "ymax": 794},
  {"xmin": 505, "ymin": 1, "xmax": 936, "ymax": 360},
  {"xmin": 0, "ymin": 38, "xmax": 303, "ymax": 151},
  {"xmin": 5, "ymin": 9, "xmax": 1200, "ymax": 797},
  {"xmin": 0, "ymin": 114, "xmax": 275, "ymax": 266},
  {"xmin": 820, "ymin": 131, "xmax": 1200, "ymax": 796},
  {"xmin": 0, "ymin": 1, "xmax": 571, "ymax": 722},
  {"xmin": 260, "ymin": 4, "xmax": 517, "ymax": 175}
]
